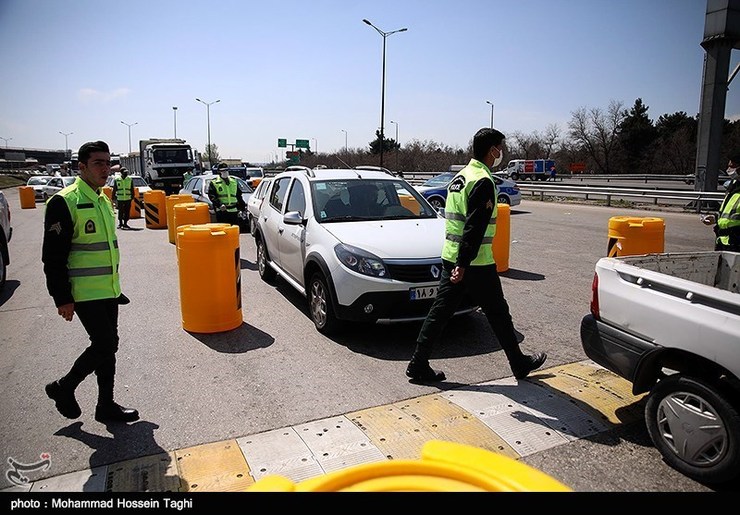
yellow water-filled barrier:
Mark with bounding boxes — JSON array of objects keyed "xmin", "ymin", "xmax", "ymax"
[
  {"xmin": 492, "ymin": 203, "xmax": 510, "ymax": 272},
  {"xmin": 102, "ymin": 186, "xmax": 113, "ymax": 202},
  {"xmin": 144, "ymin": 190, "xmax": 167, "ymax": 229},
  {"xmin": 399, "ymin": 193, "xmax": 422, "ymax": 215},
  {"xmin": 177, "ymin": 223, "xmax": 242, "ymax": 333},
  {"xmin": 166, "ymin": 193, "xmax": 195, "ymax": 244},
  {"xmin": 129, "ymin": 187, "xmax": 141, "ymax": 219},
  {"xmin": 607, "ymin": 216, "xmax": 665, "ymax": 257},
  {"xmin": 247, "ymin": 440, "xmax": 570, "ymax": 492},
  {"xmin": 173, "ymin": 203, "xmax": 210, "ymax": 244},
  {"xmin": 19, "ymin": 186, "xmax": 36, "ymax": 209}
]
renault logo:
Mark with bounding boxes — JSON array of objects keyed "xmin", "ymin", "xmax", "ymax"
[{"xmin": 430, "ymin": 265, "xmax": 440, "ymax": 279}]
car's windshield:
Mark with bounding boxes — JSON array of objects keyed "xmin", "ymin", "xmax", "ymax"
[
  {"xmin": 312, "ymin": 179, "xmax": 438, "ymax": 222},
  {"xmin": 422, "ymin": 173, "xmax": 455, "ymax": 188},
  {"xmin": 28, "ymin": 177, "xmax": 50, "ymax": 186}
]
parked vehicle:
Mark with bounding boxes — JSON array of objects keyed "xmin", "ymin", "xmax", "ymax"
[
  {"xmin": 502, "ymin": 159, "xmax": 555, "ymax": 181},
  {"xmin": 105, "ymin": 174, "xmax": 152, "ymax": 195},
  {"xmin": 178, "ymin": 173, "xmax": 253, "ymax": 233},
  {"xmin": 246, "ymin": 177, "xmax": 273, "ymax": 237},
  {"xmin": 253, "ymin": 166, "xmax": 478, "ymax": 334},
  {"xmin": 120, "ymin": 139, "xmax": 196, "ymax": 195},
  {"xmin": 244, "ymin": 167, "xmax": 265, "ymax": 189},
  {"xmin": 415, "ymin": 171, "xmax": 521, "ymax": 210},
  {"xmin": 580, "ymin": 251, "xmax": 740, "ymax": 484},
  {"xmin": 0, "ymin": 190, "xmax": 11, "ymax": 291},
  {"xmin": 26, "ymin": 175, "xmax": 53, "ymax": 201},
  {"xmin": 41, "ymin": 176, "xmax": 76, "ymax": 201}
]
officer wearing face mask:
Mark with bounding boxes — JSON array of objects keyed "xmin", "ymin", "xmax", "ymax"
[
  {"xmin": 703, "ymin": 153, "xmax": 740, "ymax": 251},
  {"xmin": 406, "ymin": 128, "xmax": 547, "ymax": 383},
  {"xmin": 208, "ymin": 162, "xmax": 247, "ymax": 226}
]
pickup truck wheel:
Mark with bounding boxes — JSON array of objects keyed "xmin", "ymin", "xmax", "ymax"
[
  {"xmin": 645, "ymin": 375, "xmax": 740, "ymax": 484},
  {"xmin": 256, "ymin": 238, "xmax": 276, "ymax": 283},
  {"xmin": 308, "ymin": 272, "xmax": 341, "ymax": 335}
]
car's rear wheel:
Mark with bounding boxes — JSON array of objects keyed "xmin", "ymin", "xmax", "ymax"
[
  {"xmin": 308, "ymin": 272, "xmax": 341, "ymax": 335},
  {"xmin": 645, "ymin": 374, "xmax": 740, "ymax": 484},
  {"xmin": 498, "ymin": 195, "xmax": 510, "ymax": 205},
  {"xmin": 428, "ymin": 197, "xmax": 445, "ymax": 210},
  {"xmin": 256, "ymin": 238, "xmax": 276, "ymax": 282}
]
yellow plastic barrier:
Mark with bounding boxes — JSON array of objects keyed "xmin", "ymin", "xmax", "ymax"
[
  {"xmin": 173, "ymin": 203, "xmax": 211, "ymax": 244},
  {"xmin": 399, "ymin": 193, "xmax": 421, "ymax": 215},
  {"xmin": 607, "ymin": 216, "xmax": 665, "ymax": 257},
  {"xmin": 492, "ymin": 203, "xmax": 510, "ymax": 272},
  {"xmin": 129, "ymin": 187, "xmax": 141, "ymax": 219},
  {"xmin": 177, "ymin": 223, "xmax": 242, "ymax": 333},
  {"xmin": 18, "ymin": 186, "xmax": 36, "ymax": 209},
  {"xmin": 102, "ymin": 186, "xmax": 113, "ymax": 202},
  {"xmin": 144, "ymin": 190, "xmax": 167, "ymax": 230},
  {"xmin": 247, "ymin": 440, "xmax": 570, "ymax": 492},
  {"xmin": 166, "ymin": 193, "xmax": 195, "ymax": 244}
]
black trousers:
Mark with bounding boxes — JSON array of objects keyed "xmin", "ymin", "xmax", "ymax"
[
  {"xmin": 117, "ymin": 200, "xmax": 132, "ymax": 224},
  {"xmin": 215, "ymin": 210, "xmax": 239, "ymax": 226},
  {"xmin": 60, "ymin": 298, "xmax": 119, "ymax": 405},
  {"xmin": 413, "ymin": 261, "xmax": 524, "ymax": 364}
]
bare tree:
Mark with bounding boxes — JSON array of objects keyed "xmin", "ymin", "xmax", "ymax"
[
  {"xmin": 542, "ymin": 123, "xmax": 561, "ymax": 158},
  {"xmin": 568, "ymin": 100, "xmax": 625, "ymax": 174}
]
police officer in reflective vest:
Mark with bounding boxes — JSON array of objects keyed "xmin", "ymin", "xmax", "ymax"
[
  {"xmin": 406, "ymin": 128, "xmax": 547, "ymax": 382},
  {"xmin": 705, "ymin": 153, "xmax": 740, "ymax": 251},
  {"xmin": 42, "ymin": 140, "xmax": 139, "ymax": 423},
  {"xmin": 208, "ymin": 162, "xmax": 246, "ymax": 227},
  {"xmin": 112, "ymin": 167, "xmax": 134, "ymax": 229}
]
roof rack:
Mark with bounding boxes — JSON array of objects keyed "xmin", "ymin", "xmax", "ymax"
[
  {"xmin": 284, "ymin": 165, "xmax": 314, "ymax": 177},
  {"xmin": 354, "ymin": 165, "xmax": 400, "ymax": 177}
]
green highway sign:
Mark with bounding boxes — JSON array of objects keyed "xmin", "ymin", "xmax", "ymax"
[
  {"xmin": 295, "ymin": 139, "xmax": 310, "ymax": 149},
  {"xmin": 278, "ymin": 138, "xmax": 287, "ymax": 148}
]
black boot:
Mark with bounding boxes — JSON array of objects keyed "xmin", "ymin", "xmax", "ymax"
[
  {"xmin": 95, "ymin": 402, "xmax": 139, "ymax": 423},
  {"xmin": 45, "ymin": 380, "xmax": 81, "ymax": 419},
  {"xmin": 511, "ymin": 352, "xmax": 547, "ymax": 380},
  {"xmin": 406, "ymin": 359, "xmax": 446, "ymax": 382}
]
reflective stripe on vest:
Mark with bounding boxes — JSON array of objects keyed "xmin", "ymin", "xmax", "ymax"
[
  {"xmin": 114, "ymin": 176, "xmax": 133, "ymax": 201},
  {"xmin": 60, "ymin": 177, "xmax": 121, "ymax": 301},
  {"xmin": 441, "ymin": 159, "xmax": 497, "ymax": 265},
  {"xmin": 717, "ymin": 189, "xmax": 740, "ymax": 246},
  {"xmin": 213, "ymin": 178, "xmax": 238, "ymax": 212}
]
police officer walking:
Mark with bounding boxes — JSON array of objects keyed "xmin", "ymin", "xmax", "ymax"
[
  {"xmin": 42, "ymin": 140, "xmax": 139, "ymax": 423},
  {"xmin": 112, "ymin": 167, "xmax": 134, "ymax": 229},
  {"xmin": 406, "ymin": 128, "xmax": 547, "ymax": 382},
  {"xmin": 703, "ymin": 152, "xmax": 740, "ymax": 251},
  {"xmin": 208, "ymin": 162, "xmax": 246, "ymax": 226}
]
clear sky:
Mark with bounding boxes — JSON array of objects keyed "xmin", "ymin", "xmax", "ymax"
[{"xmin": 1, "ymin": 0, "xmax": 738, "ymax": 164}]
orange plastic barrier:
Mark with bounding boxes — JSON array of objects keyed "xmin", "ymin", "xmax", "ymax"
[
  {"xmin": 165, "ymin": 194, "xmax": 195, "ymax": 244},
  {"xmin": 492, "ymin": 203, "xmax": 510, "ymax": 272},
  {"xmin": 177, "ymin": 223, "xmax": 242, "ymax": 333},
  {"xmin": 173, "ymin": 203, "xmax": 210, "ymax": 244},
  {"xmin": 607, "ymin": 216, "xmax": 665, "ymax": 257},
  {"xmin": 144, "ymin": 190, "xmax": 167, "ymax": 229},
  {"xmin": 102, "ymin": 186, "xmax": 113, "ymax": 202},
  {"xmin": 129, "ymin": 187, "xmax": 141, "ymax": 219},
  {"xmin": 19, "ymin": 186, "xmax": 36, "ymax": 209}
]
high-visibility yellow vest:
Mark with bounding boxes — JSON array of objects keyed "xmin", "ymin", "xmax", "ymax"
[
  {"xmin": 114, "ymin": 176, "xmax": 133, "ymax": 201},
  {"xmin": 717, "ymin": 183, "xmax": 740, "ymax": 247},
  {"xmin": 212, "ymin": 177, "xmax": 239, "ymax": 213},
  {"xmin": 58, "ymin": 178, "xmax": 121, "ymax": 301},
  {"xmin": 441, "ymin": 159, "xmax": 497, "ymax": 266}
]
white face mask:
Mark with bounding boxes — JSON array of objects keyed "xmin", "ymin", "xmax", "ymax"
[
  {"xmin": 492, "ymin": 147, "xmax": 503, "ymax": 168},
  {"xmin": 220, "ymin": 171, "xmax": 229, "ymax": 179},
  {"xmin": 728, "ymin": 167, "xmax": 738, "ymax": 178}
]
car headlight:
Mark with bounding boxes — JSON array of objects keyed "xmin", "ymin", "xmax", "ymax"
[{"xmin": 334, "ymin": 243, "xmax": 388, "ymax": 278}]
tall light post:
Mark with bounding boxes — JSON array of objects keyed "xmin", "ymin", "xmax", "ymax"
[
  {"xmin": 120, "ymin": 121, "xmax": 138, "ymax": 153},
  {"xmin": 363, "ymin": 19, "xmax": 407, "ymax": 169},
  {"xmin": 341, "ymin": 129, "xmax": 347, "ymax": 152},
  {"xmin": 390, "ymin": 120, "xmax": 399, "ymax": 170},
  {"xmin": 0, "ymin": 136, "xmax": 11, "ymax": 148},
  {"xmin": 486, "ymin": 100, "xmax": 494, "ymax": 128},
  {"xmin": 59, "ymin": 131, "xmax": 73, "ymax": 157},
  {"xmin": 195, "ymin": 98, "xmax": 220, "ymax": 164},
  {"xmin": 172, "ymin": 106, "xmax": 178, "ymax": 138},
  {"xmin": 312, "ymin": 138, "xmax": 317, "ymax": 154}
]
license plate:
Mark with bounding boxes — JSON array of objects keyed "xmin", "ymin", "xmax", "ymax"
[{"xmin": 410, "ymin": 286, "xmax": 438, "ymax": 300}]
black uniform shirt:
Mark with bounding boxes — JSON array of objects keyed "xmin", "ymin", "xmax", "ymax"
[{"xmin": 42, "ymin": 195, "xmax": 75, "ymax": 307}]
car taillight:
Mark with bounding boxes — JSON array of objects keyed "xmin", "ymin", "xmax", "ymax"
[{"xmin": 589, "ymin": 272, "xmax": 600, "ymax": 319}]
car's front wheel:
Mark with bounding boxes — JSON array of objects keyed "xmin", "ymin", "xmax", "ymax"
[
  {"xmin": 498, "ymin": 195, "xmax": 510, "ymax": 205},
  {"xmin": 256, "ymin": 238, "xmax": 276, "ymax": 282},
  {"xmin": 308, "ymin": 272, "xmax": 341, "ymax": 335},
  {"xmin": 645, "ymin": 374, "xmax": 740, "ymax": 484},
  {"xmin": 428, "ymin": 197, "xmax": 445, "ymax": 210}
]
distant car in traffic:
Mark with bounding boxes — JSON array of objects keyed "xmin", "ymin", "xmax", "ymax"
[
  {"xmin": 246, "ymin": 177, "xmax": 273, "ymax": 236},
  {"xmin": 178, "ymin": 173, "xmax": 253, "ymax": 233},
  {"xmin": 105, "ymin": 174, "xmax": 152, "ymax": 195},
  {"xmin": 415, "ymin": 171, "xmax": 521, "ymax": 209},
  {"xmin": 26, "ymin": 175, "xmax": 53, "ymax": 201},
  {"xmin": 41, "ymin": 176, "xmax": 76, "ymax": 201}
]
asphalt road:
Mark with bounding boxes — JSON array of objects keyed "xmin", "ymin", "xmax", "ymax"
[{"xmin": 0, "ymin": 185, "xmax": 732, "ymax": 493}]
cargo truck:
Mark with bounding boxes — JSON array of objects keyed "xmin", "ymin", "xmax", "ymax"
[
  {"xmin": 120, "ymin": 139, "xmax": 195, "ymax": 195},
  {"xmin": 502, "ymin": 159, "xmax": 555, "ymax": 181},
  {"xmin": 580, "ymin": 251, "xmax": 740, "ymax": 484}
]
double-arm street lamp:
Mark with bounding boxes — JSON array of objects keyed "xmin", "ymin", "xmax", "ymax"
[
  {"xmin": 363, "ymin": 18, "xmax": 407, "ymax": 169},
  {"xmin": 59, "ymin": 131, "xmax": 73, "ymax": 156},
  {"xmin": 195, "ymin": 98, "xmax": 220, "ymax": 164},
  {"xmin": 341, "ymin": 129, "xmax": 348, "ymax": 152},
  {"xmin": 120, "ymin": 121, "xmax": 138, "ymax": 153},
  {"xmin": 0, "ymin": 136, "xmax": 12, "ymax": 148},
  {"xmin": 486, "ymin": 100, "xmax": 494, "ymax": 128}
]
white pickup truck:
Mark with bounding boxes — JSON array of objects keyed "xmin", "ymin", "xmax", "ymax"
[{"xmin": 580, "ymin": 251, "xmax": 740, "ymax": 484}]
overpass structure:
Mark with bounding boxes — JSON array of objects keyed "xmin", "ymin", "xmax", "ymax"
[{"xmin": 0, "ymin": 146, "xmax": 67, "ymax": 170}]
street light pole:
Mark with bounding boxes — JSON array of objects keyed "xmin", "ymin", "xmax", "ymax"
[
  {"xmin": 195, "ymin": 98, "xmax": 220, "ymax": 165},
  {"xmin": 173, "ymin": 106, "xmax": 178, "ymax": 138},
  {"xmin": 363, "ymin": 19, "xmax": 407, "ymax": 170},
  {"xmin": 312, "ymin": 138, "xmax": 317, "ymax": 154},
  {"xmin": 59, "ymin": 131, "xmax": 73, "ymax": 156},
  {"xmin": 486, "ymin": 100, "xmax": 494, "ymax": 128},
  {"xmin": 0, "ymin": 137, "xmax": 12, "ymax": 148},
  {"xmin": 120, "ymin": 121, "xmax": 138, "ymax": 153},
  {"xmin": 341, "ymin": 129, "xmax": 348, "ymax": 152},
  {"xmin": 390, "ymin": 120, "xmax": 399, "ymax": 170}
]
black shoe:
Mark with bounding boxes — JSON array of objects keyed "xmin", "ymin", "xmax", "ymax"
[
  {"xmin": 123, "ymin": 223, "xmax": 131, "ymax": 229},
  {"xmin": 45, "ymin": 380, "xmax": 81, "ymax": 419},
  {"xmin": 406, "ymin": 361, "xmax": 446, "ymax": 382},
  {"xmin": 512, "ymin": 352, "xmax": 547, "ymax": 380},
  {"xmin": 95, "ymin": 402, "xmax": 140, "ymax": 423}
]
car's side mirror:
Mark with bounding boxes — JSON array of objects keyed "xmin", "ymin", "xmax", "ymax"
[
  {"xmin": 193, "ymin": 189, "xmax": 201, "ymax": 195},
  {"xmin": 283, "ymin": 211, "xmax": 304, "ymax": 225}
]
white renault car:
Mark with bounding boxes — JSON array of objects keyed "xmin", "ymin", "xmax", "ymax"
[{"xmin": 253, "ymin": 166, "xmax": 477, "ymax": 334}]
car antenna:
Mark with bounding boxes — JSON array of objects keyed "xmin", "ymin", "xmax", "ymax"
[{"xmin": 335, "ymin": 156, "xmax": 351, "ymax": 169}]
